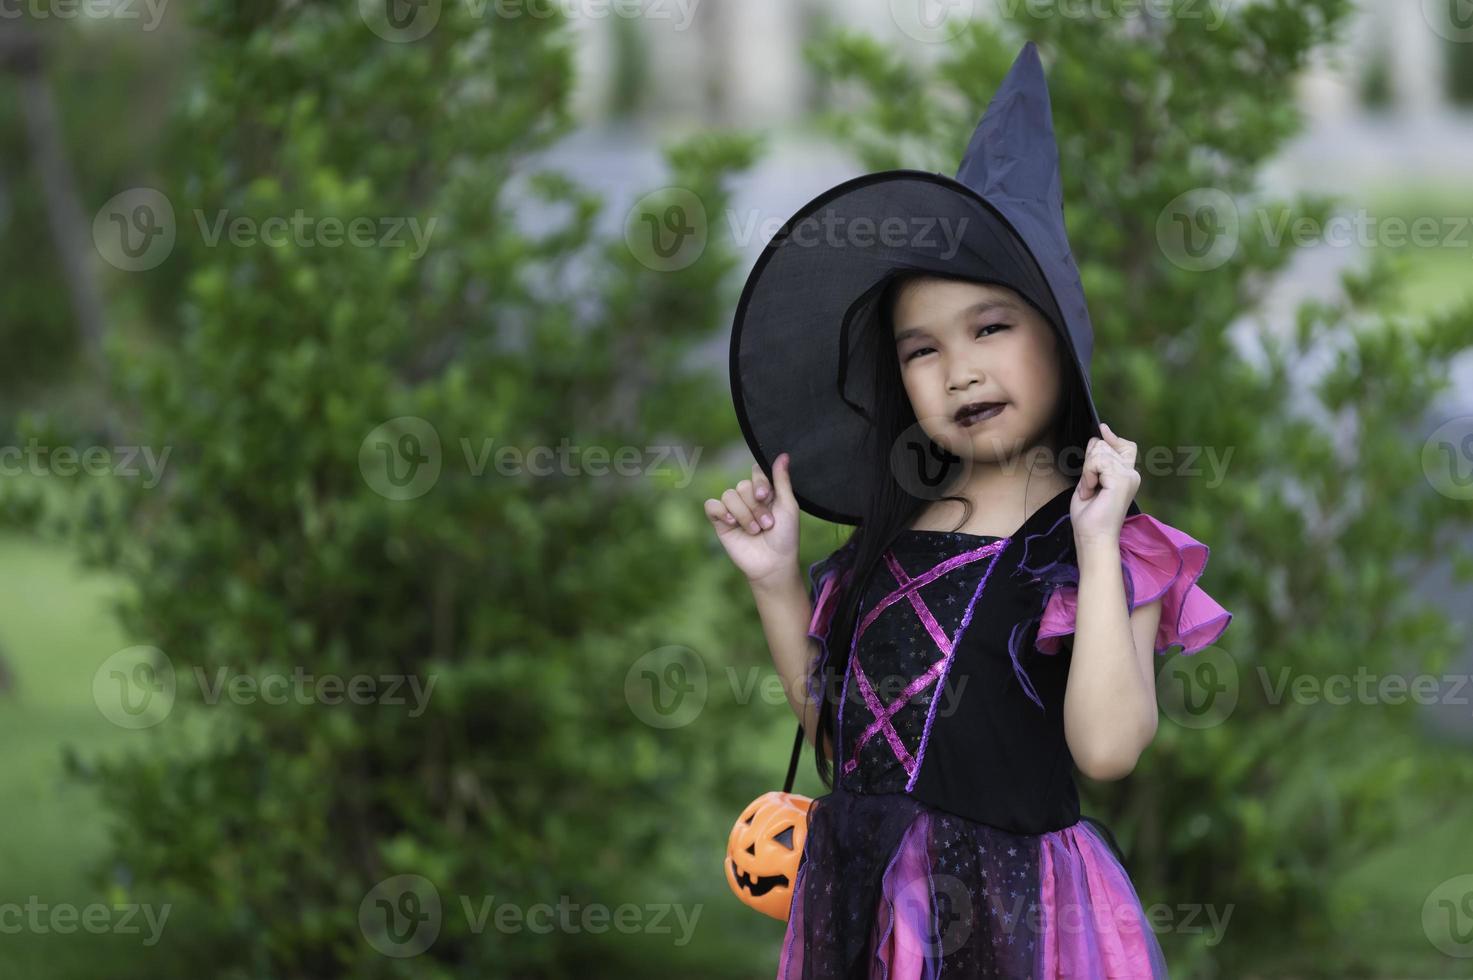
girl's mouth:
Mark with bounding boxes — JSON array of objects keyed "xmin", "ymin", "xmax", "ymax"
[{"xmin": 954, "ymin": 402, "xmax": 1005, "ymax": 427}]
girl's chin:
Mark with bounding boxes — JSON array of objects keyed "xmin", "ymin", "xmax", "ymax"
[{"xmin": 937, "ymin": 426, "xmax": 1017, "ymax": 457}]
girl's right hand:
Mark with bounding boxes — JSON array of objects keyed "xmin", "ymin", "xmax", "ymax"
[{"xmin": 704, "ymin": 452, "xmax": 801, "ymax": 587}]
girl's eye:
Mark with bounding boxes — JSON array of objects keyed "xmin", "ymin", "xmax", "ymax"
[{"xmin": 903, "ymin": 325, "xmax": 1008, "ymax": 363}]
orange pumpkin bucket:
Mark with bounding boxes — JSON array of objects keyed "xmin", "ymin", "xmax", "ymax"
[
  {"xmin": 724, "ymin": 724, "xmax": 815, "ymax": 920},
  {"xmin": 724, "ymin": 790, "xmax": 814, "ymax": 920}
]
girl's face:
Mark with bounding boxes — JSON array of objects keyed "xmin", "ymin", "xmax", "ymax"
[{"xmin": 891, "ymin": 275, "xmax": 1063, "ymax": 463}]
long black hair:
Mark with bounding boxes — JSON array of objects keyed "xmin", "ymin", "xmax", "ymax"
[{"xmin": 807, "ymin": 268, "xmax": 1095, "ymax": 789}]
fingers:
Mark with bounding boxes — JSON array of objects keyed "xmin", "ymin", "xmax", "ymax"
[
  {"xmin": 771, "ymin": 452, "xmax": 792, "ymax": 505},
  {"xmin": 1078, "ymin": 444, "xmax": 1101, "ymax": 499},
  {"xmin": 752, "ymin": 461, "xmax": 772, "ymax": 506},
  {"xmin": 704, "ymin": 497, "xmax": 738, "ymax": 529},
  {"xmin": 718, "ymin": 488, "xmax": 754, "ymax": 532},
  {"xmin": 1078, "ymin": 432, "xmax": 1140, "ymax": 503},
  {"xmin": 718, "ymin": 481, "xmax": 772, "ymax": 534},
  {"xmin": 705, "ymin": 453, "xmax": 790, "ymax": 535},
  {"xmin": 705, "ymin": 492, "xmax": 747, "ymax": 530},
  {"xmin": 1097, "ymin": 423, "xmax": 1138, "ymax": 468}
]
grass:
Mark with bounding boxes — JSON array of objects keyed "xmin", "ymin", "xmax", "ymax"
[
  {"xmin": 0, "ymin": 531, "xmax": 170, "ymax": 979},
  {"xmin": 1333, "ymin": 804, "xmax": 1473, "ymax": 976},
  {"xmin": 1360, "ymin": 183, "xmax": 1473, "ymax": 318}
]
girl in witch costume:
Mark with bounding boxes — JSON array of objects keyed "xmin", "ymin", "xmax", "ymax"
[{"xmin": 708, "ymin": 41, "xmax": 1233, "ymax": 979}]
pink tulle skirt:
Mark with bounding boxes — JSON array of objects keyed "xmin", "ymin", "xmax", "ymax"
[{"xmin": 778, "ymin": 786, "xmax": 1168, "ymax": 979}]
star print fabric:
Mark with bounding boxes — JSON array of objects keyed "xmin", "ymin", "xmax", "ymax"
[{"xmin": 836, "ymin": 532, "xmax": 1009, "ymax": 794}]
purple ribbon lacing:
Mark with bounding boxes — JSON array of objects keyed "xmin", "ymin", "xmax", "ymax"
[{"xmin": 1008, "ymin": 510, "xmax": 1080, "ymax": 712}]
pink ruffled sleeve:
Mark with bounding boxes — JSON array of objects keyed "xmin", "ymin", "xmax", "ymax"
[
  {"xmin": 808, "ymin": 568, "xmax": 843, "ymax": 643},
  {"xmin": 802, "ymin": 546, "xmax": 854, "ymax": 705},
  {"xmin": 1035, "ymin": 512, "xmax": 1232, "ymax": 657}
]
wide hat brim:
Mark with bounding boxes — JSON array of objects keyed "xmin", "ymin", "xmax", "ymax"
[{"xmin": 729, "ymin": 169, "xmax": 1102, "ymax": 526}]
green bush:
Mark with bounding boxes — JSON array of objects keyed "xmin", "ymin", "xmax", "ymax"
[{"xmin": 25, "ymin": 2, "xmax": 764, "ymax": 976}]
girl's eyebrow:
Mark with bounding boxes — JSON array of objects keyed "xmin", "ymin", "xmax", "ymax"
[{"xmin": 893, "ymin": 298, "xmax": 1021, "ymax": 344}]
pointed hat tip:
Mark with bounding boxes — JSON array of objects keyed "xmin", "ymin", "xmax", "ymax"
[
  {"xmin": 954, "ymin": 35, "xmax": 1061, "ymax": 204},
  {"xmin": 1010, "ymin": 38, "xmax": 1043, "ymax": 75}
]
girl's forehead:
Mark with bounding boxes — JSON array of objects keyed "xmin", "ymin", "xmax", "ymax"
[{"xmin": 892, "ymin": 278, "xmax": 1030, "ymax": 332}]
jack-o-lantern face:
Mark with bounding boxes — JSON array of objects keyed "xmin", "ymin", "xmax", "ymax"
[{"xmin": 724, "ymin": 790, "xmax": 814, "ymax": 920}]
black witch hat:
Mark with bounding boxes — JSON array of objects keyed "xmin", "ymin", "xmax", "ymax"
[{"xmin": 729, "ymin": 40, "xmax": 1103, "ymax": 526}]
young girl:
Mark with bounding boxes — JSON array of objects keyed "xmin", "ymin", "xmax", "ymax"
[{"xmin": 711, "ymin": 41, "xmax": 1232, "ymax": 979}]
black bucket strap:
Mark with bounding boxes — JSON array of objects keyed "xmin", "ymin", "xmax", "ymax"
[{"xmin": 782, "ymin": 722, "xmax": 804, "ymax": 794}]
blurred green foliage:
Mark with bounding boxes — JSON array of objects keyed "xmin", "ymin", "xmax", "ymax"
[
  {"xmin": 8, "ymin": 1, "xmax": 774, "ymax": 976},
  {"xmin": 0, "ymin": 19, "xmax": 185, "ymax": 409}
]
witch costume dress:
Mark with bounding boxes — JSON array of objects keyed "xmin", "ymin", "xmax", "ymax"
[
  {"xmin": 727, "ymin": 39, "xmax": 1234, "ymax": 979},
  {"xmin": 778, "ymin": 487, "xmax": 1231, "ymax": 978}
]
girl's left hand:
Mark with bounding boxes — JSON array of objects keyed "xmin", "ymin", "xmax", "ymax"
[{"xmin": 1070, "ymin": 422, "xmax": 1140, "ymax": 547}]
